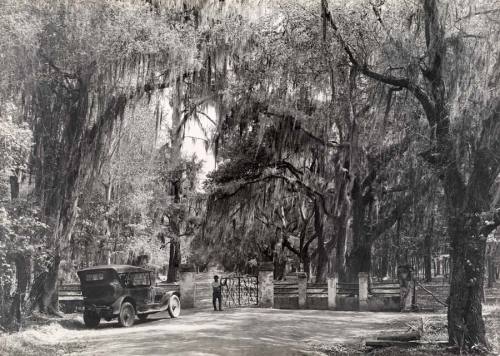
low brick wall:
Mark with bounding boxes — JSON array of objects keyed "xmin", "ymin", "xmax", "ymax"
[
  {"xmin": 335, "ymin": 296, "xmax": 359, "ymax": 311},
  {"xmin": 367, "ymin": 295, "xmax": 400, "ymax": 311},
  {"xmin": 306, "ymin": 283, "xmax": 328, "ymax": 310},
  {"xmin": 274, "ymin": 279, "xmax": 402, "ymax": 311},
  {"xmin": 368, "ymin": 282, "xmax": 400, "ymax": 312},
  {"xmin": 274, "ymin": 281, "xmax": 299, "ymax": 309}
]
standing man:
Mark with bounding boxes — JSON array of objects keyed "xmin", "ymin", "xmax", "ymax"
[{"xmin": 212, "ymin": 275, "xmax": 223, "ymax": 311}]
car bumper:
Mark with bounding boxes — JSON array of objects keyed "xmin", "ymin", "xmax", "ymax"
[
  {"xmin": 84, "ymin": 297, "xmax": 123, "ymax": 316},
  {"xmin": 84, "ymin": 303, "xmax": 116, "ymax": 318}
]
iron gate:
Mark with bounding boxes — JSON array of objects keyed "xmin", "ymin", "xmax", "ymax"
[{"xmin": 221, "ymin": 276, "xmax": 258, "ymax": 308}]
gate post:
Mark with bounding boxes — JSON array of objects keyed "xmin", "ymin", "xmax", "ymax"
[
  {"xmin": 179, "ymin": 264, "xmax": 196, "ymax": 309},
  {"xmin": 258, "ymin": 262, "xmax": 274, "ymax": 308},
  {"xmin": 358, "ymin": 272, "xmax": 369, "ymax": 311},
  {"xmin": 327, "ymin": 274, "xmax": 338, "ymax": 310},
  {"xmin": 297, "ymin": 272, "xmax": 307, "ymax": 309}
]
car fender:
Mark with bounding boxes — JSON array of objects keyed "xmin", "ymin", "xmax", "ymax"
[
  {"xmin": 160, "ymin": 291, "xmax": 179, "ymax": 307},
  {"xmin": 111, "ymin": 295, "xmax": 130, "ymax": 315}
]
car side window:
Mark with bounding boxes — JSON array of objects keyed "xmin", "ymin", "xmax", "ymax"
[
  {"xmin": 129, "ymin": 272, "xmax": 150, "ymax": 287},
  {"xmin": 119, "ymin": 273, "xmax": 130, "ymax": 287}
]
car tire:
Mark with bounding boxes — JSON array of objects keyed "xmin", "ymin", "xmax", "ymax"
[
  {"xmin": 83, "ymin": 310, "xmax": 100, "ymax": 328},
  {"xmin": 167, "ymin": 294, "xmax": 181, "ymax": 318},
  {"xmin": 138, "ymin": 313, "xmax": 148, "ymax": 321},
  {"xmin": 118, "ymin": 302, "xmax": 135, "ymax": 327}
]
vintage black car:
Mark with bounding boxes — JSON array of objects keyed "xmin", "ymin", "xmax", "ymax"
[{"xmin": 77, "ymin": 265, "xmax": 180, "ymax": 328}]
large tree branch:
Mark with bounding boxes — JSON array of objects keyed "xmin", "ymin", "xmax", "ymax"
[
  {"xmin": 368, "ymin": 177, "xmax": 433, "ymax": 243},
  {"xmin": 362, "ymin": 136, "xmax": 412, "ymax": 192},
  {"xmin": 321, "ymin": 1, "xmax": 437, "ymax": 125},
  {"xmin": 263, "ymin": 110, "xmax": 348, "ymax": 149},
  {"xmin": 282, "ymin": 237, "xmax": 300, "ymax": 256},
  {"xmin": 361, "ymin": 69, "xmax": 436, "ymax": 125},
  {"xmin": 214, "ymin": 173, "xmax": 323, "ymax": 202},
  {"xmin": 303, "ymin": 233, "xmax": 318, "ymax": 251}
]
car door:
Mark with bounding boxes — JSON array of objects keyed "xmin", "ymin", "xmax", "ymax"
[{"xmin": 129, "ymin": 272, "xmax": 151, "ymax": 312}]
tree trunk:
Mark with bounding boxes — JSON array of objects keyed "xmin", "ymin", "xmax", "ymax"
[
  {"xmin": 380, "ymin": 234, "xmax": 391, "ymax": 279},
  {"xmin": 39, "ymin": 255, "xmax": 61, "ymax": 314},
  {"xmin": 167, "ymin": 238, "xmax": 180, "ymax": 282},
  {"xmin": 165, "ymin": 76, "xmax": 183, "ymax": 282},
  {"xmin": 9, "ymin": 174, "xmax": 19, "ymax": 200},
  {"xmin": 444, "ymin": 155, "xmax": 490, "ymax": 349},
  {"xmin": 331, "ymin": 196, "xmax": 349, "ymax": 280},
  {"xmin": 314, "ymin": 200, "xmax": 327, "ymax": 283},
  {"xmin": 335, "ymin": 234, "xmax": 347, "ymax": 280},
  {"xmin": 425, "ymin": 230, "xmax": 433, "ymax": 282},
  {"xmin": 346, "ymin": 178, "xmax": 372, "ymax": 281},
  {"xmin": 302, "ymin": 251, "xmax": 311, "ymax": 278},
  {"xmin": 447, "ymin": 217, "xmax": 487, "ymax": 349},
  {"xmin": 8, "ymin": 254, "xmax": 30, "ymax": 330},
  {"xmin": 392, "ymin": 219, "xmax": 401, "ymax": 279},
  {"xmin": 487, "ymin": 256, "xmax": 494, "ymax": 289},
  {"xmin": 346, "ymin": 244, "xmax": 372, "ymax": 282},
  {"xmin": 274, "ymin": 255, "xmax": 286, "ymax": 281}
]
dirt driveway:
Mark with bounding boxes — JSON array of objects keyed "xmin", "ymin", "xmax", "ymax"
[{"xmin": 59, "ymin": 308, "xmax": 421, "ymax": 356}]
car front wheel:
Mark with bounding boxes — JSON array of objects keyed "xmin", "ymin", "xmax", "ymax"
[
  {"xmin": 83, "ymin": 310, "xmax": 100, "ymax": 328},
  {"xmin": 118, "ymin": 302, "xmax": 135, "ymax": 327},
  {"xmin": 167, "ymin": 294, "xmax": 181, "ymax": 318}
]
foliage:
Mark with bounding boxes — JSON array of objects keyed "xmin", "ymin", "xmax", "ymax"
[
  {"xmin": 0, "ymin": 200, "xmax": 49, "ymax": 329},
  {"xmin": 0, "ymin": 106, "xmax": 32, "ymax": 175}
]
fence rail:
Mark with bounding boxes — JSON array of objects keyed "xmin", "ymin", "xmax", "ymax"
[
  {"xmin": 307, "ymin": 283, "xmax": 328, "ymax": 296},
  {"xmin": 370, "ymin": 282, "xmax": 400, "ymax": 296}
]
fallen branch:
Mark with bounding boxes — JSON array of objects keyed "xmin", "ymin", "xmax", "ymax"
[
  {"xmin": 415, "ymin": 280, "xmax": 448, "ymax": 307},
  {"xmin": 366, "ymin": 340, "xmax": 449, "ymax": 348},
  {"xmin": 366, "ymin": 340, "xmax": 421, "ymax": 348},
  {"xmin": 376, "ymin": 331, "xmax": 421, "ymax": 342}
]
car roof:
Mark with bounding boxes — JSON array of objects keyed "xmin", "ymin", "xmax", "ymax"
[{"xmin": 77, "ymin": 264, "xmax": 150, "ymax": 274}]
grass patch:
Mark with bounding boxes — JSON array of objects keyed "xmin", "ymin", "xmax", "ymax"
[
  {"xmin": 312, "ymin": 305, "xmax": 500, "ymax": 355},
  {"xmin": 0, "ymin": 315, "xmax": 85, "ymax": 356}
]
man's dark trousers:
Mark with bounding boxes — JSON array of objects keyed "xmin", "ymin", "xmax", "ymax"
[{"xmin": 213, "ymin": 291, "xmax": 222, "ymax": 310}]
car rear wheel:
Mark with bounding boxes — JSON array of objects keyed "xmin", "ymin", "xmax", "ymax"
[
  {"xmin": 167, "ymin": 295, "xmax": 181, "ymax": 318},
  {"xmin": 83, "ymin": 310, "xmax": 100, "ymax": 328},
  {"xmin": 118, "ymin": 302, "xmax": 135, "ymax": 327}
]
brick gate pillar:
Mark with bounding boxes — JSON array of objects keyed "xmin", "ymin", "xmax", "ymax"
[
  {"xmin": 179, "ymin": 264, "xmax": 196, "ymax": 309},
  {"xmin": 327, "ymin": 274, "xmax": 338, "ymax": 310},
  {"xmin": 258, "ymin": 262, "xmax": 274, "ymax": 308},
  {"xmin": 358, "ymin": 272, "xmax": 369, "ymax": 311},
  {"xmin": 297, "ymin": 272, "xmax": 307, "ymax": 309}
]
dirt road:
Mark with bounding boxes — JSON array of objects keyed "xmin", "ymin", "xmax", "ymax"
[{"xmin": 58, "ymin": 308, "xmax": 420, "ymax": 356}]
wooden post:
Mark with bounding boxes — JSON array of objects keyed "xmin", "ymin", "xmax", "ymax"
[{"xmin": 327, "ymin": 274, "xmax": 338, "ymax": 310}]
